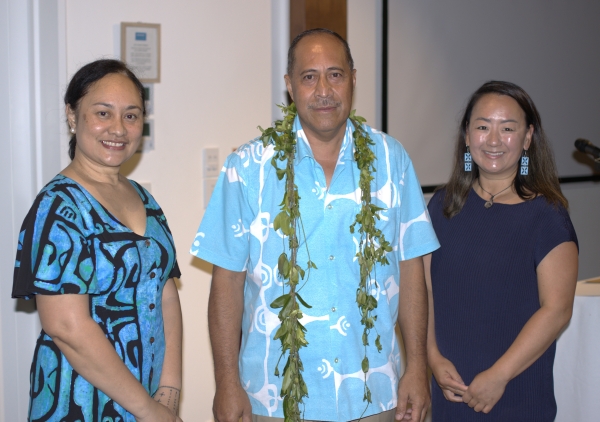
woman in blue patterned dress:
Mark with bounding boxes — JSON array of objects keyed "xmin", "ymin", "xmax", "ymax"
[
  {"xmin": 12, "ymin": 59, "xmax": 183, "ymax": 422},
  {"xmin": 425, "ymin": 81, "xmax": 578, "ymax": 421}
]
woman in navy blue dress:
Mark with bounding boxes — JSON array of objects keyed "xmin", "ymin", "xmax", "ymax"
[
  {"xmin": 13, "ymin": 60, "xmax": 183, "ymax": 421},
  {"xmin": 425, "ymin": 81, "xmax": 578, "ymax": 421}
]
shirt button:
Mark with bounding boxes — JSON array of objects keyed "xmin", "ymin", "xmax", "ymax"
[
  {"xmin": 149, "ymin": 303, "xmax": 155, "ymax": 310},
  {"xmin": 327, "ymin": 204, "xmax": 332, "ymax": 209},
  {"xmin": 334, "ymin": 358, "xmax": 339, "ymax": 363},
  {"xmin": 331, "ymin": 307, "xmax": 336, "ymax": 312},
  {"xmin": 145, "ymin": 240, "xmax": 151, "ymax": 247},
  {"xmin": 150, "ymin": 272, "xmax": 156, "ymax": 279},
  {"xmin": 150, "ymin": 337, "xmax": 155, "ymax": 344},
  {"xmin": 329, "ymin": 255, "xmax": 334, "ymax": 261}
]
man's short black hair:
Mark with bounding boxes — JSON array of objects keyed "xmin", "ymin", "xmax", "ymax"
[{"xmin": 287, "ymin": 28, "xmax": 354, "ymax": 76}]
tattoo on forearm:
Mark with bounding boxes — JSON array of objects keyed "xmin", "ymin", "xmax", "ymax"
[{"xmin": 153, "ymin": 386, "xmax": 180, "ymax": 414}]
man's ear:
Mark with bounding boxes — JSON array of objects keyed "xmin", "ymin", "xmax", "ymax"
[{"xmin": 284, "ymin": 75, "xmax": 294, "ymax": 102}]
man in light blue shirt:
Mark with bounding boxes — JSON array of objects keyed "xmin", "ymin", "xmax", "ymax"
[{"xmin": 191, "ymin": 28, "xmax": 439, "ymax": 422}]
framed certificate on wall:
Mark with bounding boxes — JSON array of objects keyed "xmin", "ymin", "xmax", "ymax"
[{"xmin": 121, "ymin": 22, "xmax": 161, "ymax": 83}]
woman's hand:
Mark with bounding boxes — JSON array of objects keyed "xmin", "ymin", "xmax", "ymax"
[
  {"xmin": 136, "ymin": 398, "xmax": 183, "ymax": 422},
  {"xmin": 460, "ymin": 241, "xmax": 578, "ymax": 415},
  {"xmin": 424, "ymin": 254, "xmax": 467, "ymax": 404},
  {"xmin": 461, "ymin": 367, "xmax": 508, "ymax": 413},
  {"xmin": 429, "ymin": 354, "xmax": 468, "ymax": 402}
]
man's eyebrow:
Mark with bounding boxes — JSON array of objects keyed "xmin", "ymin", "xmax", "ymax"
[
  {"xmin": 299, "ymin": 68, "xmax": 317, "ymax": 76},
  {"xmin": 299, "ymin": 66, "xmax": 345, "ymax": 76}
]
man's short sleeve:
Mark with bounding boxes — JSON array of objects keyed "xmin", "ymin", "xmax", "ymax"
[
  {"xmin": 190, "ymin": 149, "xmax": 253, "ymax": 271},
  {"xmin": 397, "ymin": 157, "xmax": 440, "ymax": 260}
]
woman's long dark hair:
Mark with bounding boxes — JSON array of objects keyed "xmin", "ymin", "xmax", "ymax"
[
  {"xmin": 64, "ymin": 59, "xmax": 146, "ymax": 160},
  {"xmin": 441, "ymin": 80, "xmax": 567, "ymax": 218}
]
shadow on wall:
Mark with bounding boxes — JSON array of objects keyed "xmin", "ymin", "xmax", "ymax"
[
  {"xmin": 572, "ymin": 151, "xmax": 600, "ymax": 174},
  {"xmin": 190, "ymin": 256, "xmax": 213, "ymax": 276},
  {"xmin": 120, "ymin": 152, "xmax": 143, "ymax": 177},
  {"xmin": 15, "ymin": 298, "xmax": 37, "ymax": 314}
]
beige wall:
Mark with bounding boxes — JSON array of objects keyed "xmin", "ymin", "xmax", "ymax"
[
  {"xmin": 5, "ymin": 1, "xmax": 596, "ymax": 420},
  {"xmin": 348, "ymin": 0, "xmax": 380, "ymax": 127},
  {"xmin": 0, "ymin": 0, "xmax": 600, "ymax": 422},
  {"xmin": 64, "ymin": 1, "xmax": 379, "ymax": 419},
  {"xmin": 66, "ymin": 1, "xmax": 271, "ymax": 419}
]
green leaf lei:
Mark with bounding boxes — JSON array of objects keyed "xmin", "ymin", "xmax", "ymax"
[{"xmin": 259, "ymin": 103, "xmax": 392, "ymax": 421}]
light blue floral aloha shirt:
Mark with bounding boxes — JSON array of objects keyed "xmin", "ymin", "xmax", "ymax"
[{"xmin": 191, "ymin": 117, "xmax": 439, "ymax": 421}]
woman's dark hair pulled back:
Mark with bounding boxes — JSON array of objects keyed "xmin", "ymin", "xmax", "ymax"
[
  {"xmin": 441, "ymin": 80, "xmax": 567, "ymax": 218},
  {"xmin": 64, "ymin": 59, "xmax": 145, "ymax": 160}
]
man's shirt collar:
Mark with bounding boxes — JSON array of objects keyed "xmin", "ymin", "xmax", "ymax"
[{"xmin": 292, "ymin": 115, "xmax": 356, "ymax": 166}]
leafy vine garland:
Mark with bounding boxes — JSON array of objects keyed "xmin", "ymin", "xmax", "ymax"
[{"xmin": 259, "ymin": 103, "xmax": 391, "ymax": 421}]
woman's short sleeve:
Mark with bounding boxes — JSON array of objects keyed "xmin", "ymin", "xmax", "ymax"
[
  {"xmin": 533, "ymin": 203, "xmax": 578, "ymax": 267},
  {"xmin": 168, "ymin": 261, "xmax": 182, "ymax": 279},
  {"xmin": 13, "ymin": 187, "xmax": 98, "ymax": 299}
]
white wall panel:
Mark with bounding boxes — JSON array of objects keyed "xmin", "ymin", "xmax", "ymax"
[{"xmin": 0, "ymin": 0, "xmax": 63, "ymax": 420}]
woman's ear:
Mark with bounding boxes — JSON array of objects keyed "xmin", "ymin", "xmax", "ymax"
[
  {"xmin": 65, "ymin": 105, "xmax": 76, "ymax": 129},
  {"xmin": 524, "ymin": 124, "xmax": 534, "ymax": 150}
]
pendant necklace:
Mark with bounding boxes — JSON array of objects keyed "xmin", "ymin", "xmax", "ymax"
[{"xmin": 477, "ymin": 179, "xmax": 513, "ymax": 208}]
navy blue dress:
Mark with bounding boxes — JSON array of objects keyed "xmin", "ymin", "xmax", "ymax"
[
  {"xmin": 13, "ymin": 175, "xmax": 180, "ymax": 422},
  {"xmin": 428, "ymin": 188, "xmax": 577, "ymax": 422}
]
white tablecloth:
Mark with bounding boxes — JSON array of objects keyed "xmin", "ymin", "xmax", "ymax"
[{"xmin": 554, "ymin": 281, "xmax": 600, "ymax": 422}]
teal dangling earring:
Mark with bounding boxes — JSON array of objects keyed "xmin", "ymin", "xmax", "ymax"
[
  {"xmin": 464, "ymin": 145, "xmax": 472, "ymax": 172},
  {"xmin": 520, "ymin": 150, "xmax": 529, "ymax": 175}
]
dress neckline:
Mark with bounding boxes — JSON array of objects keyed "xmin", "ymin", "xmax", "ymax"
[
  {"xmin": 57, "ymin": 174, "xmax": 149, "ymax": 238},
  {"xmin": 469, "ymin": 187, "xmax": 538, "ymax": 208}
]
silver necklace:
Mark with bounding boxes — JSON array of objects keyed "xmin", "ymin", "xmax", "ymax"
[{"xmin": 477, "ymin": 179, "xmax": 513, "ymax": 208}]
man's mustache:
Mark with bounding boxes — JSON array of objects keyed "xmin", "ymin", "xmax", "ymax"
[{"xmin": 307, "ymin": 99, "xmax": 341, "ymax": 109}]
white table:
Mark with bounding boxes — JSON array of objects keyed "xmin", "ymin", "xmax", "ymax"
[{"xmin": 554, "ymin": 279, "xmax": 600, "ymax": 422}]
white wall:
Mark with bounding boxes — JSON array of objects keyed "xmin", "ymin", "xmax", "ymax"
[
  {"xmin": 62, "ymin": 2, "xmax": 380, "ymax": 419},
  {"xmin": 387, "ymin": 0, "xmax": 600, "ymax": 280},
  {"xmin": 0, "ymin": 1, "xmax": 65, "ymax": 420},
  {"xmin": 562, "ymin": 183, "xmax": 600, "ymax": 280},
  {"xmin": 388, "ymin": 0, "xmax": 600, "ymax": 184},
  {"xmin": 2, "ymin": 1, "xmax": 597, "ymax": 420},
  {"xmin": 65, "ymin": 1, "xmax": 273, "ymax": 418},
  {"xmin": 0, "ymin": 1, "xmax": 382, "ymax": 419},
  {"xmin": 348, "ymin": 0, "xmax": 382, "ymax": 128}
]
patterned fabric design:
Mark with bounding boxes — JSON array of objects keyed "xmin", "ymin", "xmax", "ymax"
[
  {"xmin": 191, "ymin": 117, "xmax": 439, "ymax": 421},
  {"xmin": 13, "ymin": 175, "xmax": 180, "ymax": 422}
]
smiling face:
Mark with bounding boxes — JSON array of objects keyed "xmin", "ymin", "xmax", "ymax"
[
  {"xmin": 66, "ymin": 73, "xmax": 144, "ymax": 169},
  {"xmin": 466, "ymin": 94, "xmax": 533, "ymax": 180},
  {"xmin": 284, "ymin": 33, "xmax": 356, "ymax": 145}
]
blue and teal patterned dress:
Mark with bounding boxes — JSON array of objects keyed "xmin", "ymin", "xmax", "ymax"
[{"xmin": 12, "ymin": 174, "xmax": 180, "ymax": 422}]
